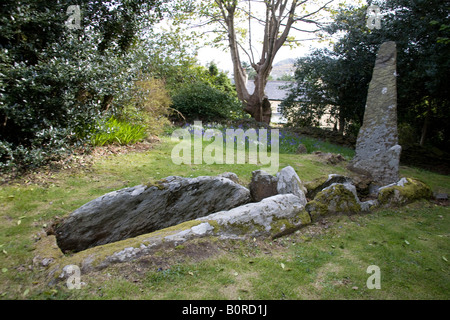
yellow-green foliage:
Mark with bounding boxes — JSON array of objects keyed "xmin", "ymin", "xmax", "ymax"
[{"xmin": 122, "ymin": 77, "xmax": 172, "ymax": 135}]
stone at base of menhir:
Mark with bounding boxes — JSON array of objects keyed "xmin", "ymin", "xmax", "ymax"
[{"xmin": 350, "ymin": 144, "xmax": 402, "ymax": 187}]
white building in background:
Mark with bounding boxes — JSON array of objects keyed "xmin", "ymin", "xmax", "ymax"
[
  {"xmin": 245, "ymin": 80, "xmax": 336, "ymax": 128},
  {"xmin": 246, "ymin": 80, "xmax": 290, "ymax": 124}
]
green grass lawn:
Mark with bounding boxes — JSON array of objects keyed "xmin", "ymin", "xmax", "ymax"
[{"xmin": 0, "ymin": 133, "xmax": 449, "ymax": 300}]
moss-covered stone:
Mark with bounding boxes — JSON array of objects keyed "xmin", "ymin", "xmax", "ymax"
[
  {"xmin": 304, "ymin": 176, "xmax": 329, "ymax": 197},
  {"xmin": 145, "ymin": 178, "xmax": 167, "ymax": 190},
  {"xmin": 305, "ymin": 200, "xmax": 329, "ymax": 222},
  {"xmin": 377, "ymin": 178, "xmax": 433, "ymax": 207},
  {"xmin": 33, "ymin": 234, "xmax": 64, "ymax": 267},
  {"xmin": 305, "ymin": 183, "xmax": 362, "ymax": 221},
  {"xmin": 270, "ymin": 209, "xmax": 311, "ymax": 238},
  {"xmin": 44, "ymin": 218, "xmax": 208, "ymax": 284},
  {"xmin": 304, "ymin": 174, "xmax": 352, "ymax": 200},
  {"xmin": 218, "ymin": 220, "xmax": 266, "ymax": 237}
]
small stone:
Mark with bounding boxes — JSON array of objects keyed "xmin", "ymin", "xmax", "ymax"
[
  {"xmin": 218, "ymin": 172, "xmax": 240, "ymax": 184},
  {"xmin": 296, "ymin": 144, "xmax": 308, "ymax": 154},
  {"xmin": 248, "ymin": 170, "xmax": 278, "ymax": 202},
  {"xmin": 41, "ymin": 258, "xmax": 54, "ymax": 267},
  {"xmin": 276, "ymin": 166, "xmax": 307, "ymax": 206},
  {"xmin": 434, "ymin": 193, "xmax": 448, "ymax": 201},
  {"xmin": 191, "ymin": 222, "xmax": 214, "ymax": 236}
]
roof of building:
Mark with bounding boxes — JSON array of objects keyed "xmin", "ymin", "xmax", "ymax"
[{"xmin": 246, "ymin": 80, "xmax": 292, "ymax": 101}]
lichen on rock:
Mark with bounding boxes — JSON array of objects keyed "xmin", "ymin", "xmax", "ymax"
[
  {"xmin": 304, "ymin": 174, "xmax": 353, "ymax": 200},
  {"xmin": 198, "ymin": 194, "xmax": 309, "ymax": 238},
  {"xmin": 276, "ymin": 166, "xmax": 307, "ymax": 205},
  {"xmin": 305, "ymin": 183, "xmax": 363, "ymax": 221},
  {"xmin": 349, "ymin": 41, "xmax": 401, "ymax": 186},
  {"xmin": 377, "ymin": 177, "xmax": 433, "ymax": 207},
  {"xmin": 270, "ymin": 210, "xmax": 311, "ymax": 238}
]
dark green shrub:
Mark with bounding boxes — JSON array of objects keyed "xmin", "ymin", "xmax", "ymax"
[
  {"xmin": 171, "ymin": 82, "xmax": 243, "ymax": 122},
  {"xmin": 0, "ymin": 0, "xmax": 164, "ymax": 171}
]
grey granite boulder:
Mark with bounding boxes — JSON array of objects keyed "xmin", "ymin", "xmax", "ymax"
[
  {"xmin": 304, "ymin": 174, "xmax": 353, "ymax": 200},
  {"xmin": 55, "ymin": 176, "xmax": 251, "ymax": 252},
  {"xmin": 249, "ymin": 166, "xmax": 308, "ymax": 204},
  {"xmin": 276, "ymin": 166, "xmax": 307, "ymax": 206},
  {"xmin": 198, "ymin": 194, "xmax": 310, "ymax": 238}
]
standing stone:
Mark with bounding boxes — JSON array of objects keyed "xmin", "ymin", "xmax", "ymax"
[{"xmin": 349, "ymin": 41, "xmax": 401, "ymax": 186}]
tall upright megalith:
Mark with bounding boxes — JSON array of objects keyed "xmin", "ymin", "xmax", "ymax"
[{"xmin": 349, "ymin": 41, "xmax": 401, "ymax": 186}]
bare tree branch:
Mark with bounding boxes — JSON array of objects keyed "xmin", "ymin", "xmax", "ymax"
[
  {"xmin": 203, "ymin": 0, "xmax": 333, "ymax": 123},
  {"xmin": 248, "ymin": 0, "xmax": 256, "ymax": 64},
  {"xmin": 294, "ymin": 0, "xmax": 333, "ymax": 22}
]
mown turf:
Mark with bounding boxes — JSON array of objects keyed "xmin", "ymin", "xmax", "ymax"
[{"xmin": 0, "ymin": 134, "xmax": 449, "ymax": 300}]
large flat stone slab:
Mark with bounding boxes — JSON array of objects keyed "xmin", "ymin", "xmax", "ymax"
[{"xmin": 55, "ymin": 176, "xmax": 251, "ymax": 252}]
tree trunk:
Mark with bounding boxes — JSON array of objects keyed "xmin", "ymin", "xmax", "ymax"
[
  {"xmin": 215, "ymin": 0, "xmax": 297, "ymax": 125},
  {"xmin": 102, "ymin": 94, "xmax": 115, "ymax": 112},
  {"xmin": 245, "ymin": 95, "xmax": 272, "ymax": 124},
  {"xmin": 214, "ymin": 0, "xmax": 329, "ymax": 125},
  {"xmin": 420, "ymin": 103, "xmax": 431, "ymax": 147},
  {"xmin": 243, "ymin": 72, "xmax": 272, "ymax": 124},
  {"xmin": 338, "ymin": 109, "xmax": 346, "ymax": 134}
]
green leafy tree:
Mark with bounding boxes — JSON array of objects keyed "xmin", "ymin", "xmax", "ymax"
[
  {"xmin": 171, "ymin": 81, "xmax": 243, "ymax": 122},
  {"xmin": 282, "ymin": 48, "xmax": 373, "ymax": 134},
  {"xmin": 283, "ymin": 4, "xmax": 377, "ymax": 134},
  {"xmin": 169, "ymin": 62, "xmax": 243, "ymax": 121}
]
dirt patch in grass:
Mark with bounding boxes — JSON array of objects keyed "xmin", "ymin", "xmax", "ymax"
[
  {"xmin": 219, "ymin": 270, "xmax": 259, "ymax": 299},
  {"xmin": 313, "ymin": 262, "xmax": 343, "ymax": 290},
  {"xmin": 97, "ymin": 238, "xmax": 223, "ymax": 280}
]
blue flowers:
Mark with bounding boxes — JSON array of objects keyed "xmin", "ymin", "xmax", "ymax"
[{"xmin": 172, "ymin": 122, "xmax": 355, "ymax": 158}]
